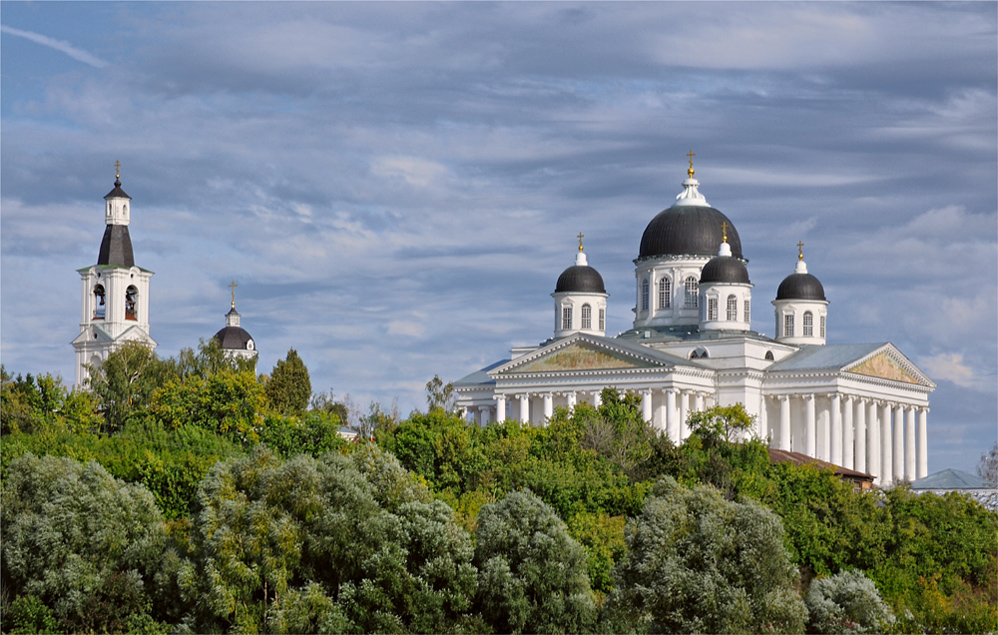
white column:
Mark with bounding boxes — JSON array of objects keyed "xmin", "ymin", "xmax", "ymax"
[
  {"xmin": 478, "ymin": 407, "xmax": 489, "ymax": 427},
  {"xmin": 641, "ymin": 389, "xmax": 653, "ymax": 424},
  {"xmin": 867, "ymin": 401, "xmax": 880, "ymax": 481},
  {"xmin": 779, "ymin": 396, "xmax": 791, "ymax": 451},
  {"xmin": 759, "ymin": 395, "xmax": 768, "ymax": 440},
  {"xmin": 893, "ymin": 404, "xmax": 905, "ymax": 481},
  {"xmin": 592, "ymin": 390, "xmax": 602, "ymax": 407},
  {"xmin": 694, "ymin": 392, "xmax": 705, "ymax": 412},
  {"xmin": 666, "ymin": 389, "xmax": 679, "ymax": 442},
  {"xmin": 917, "ymin": 408, "xmax": 929, "ymax": 479},
  {"xmin": 881, "ymin": 402, "xmax": 893, "ymax": 485},
  {"xmin": 495, "ymin": 395, "xmax": 506, "ymax": 422},
  {"xmin": 805, "ymin": 394, "xmax": 816, "ymax": 457},
  {"xmin": 654, "ymin": 390, "xmax": 668, "ymax": 434},
  {"xmin": 519, "ymin": 394, "xmax": 530, "ymax": 423},
  {"xmin": 843, "ymin": 396, "xmax": 854, "ymax": 470},
  {"xmin": 543, "ymin": 393, "xmax": 553, "ymax": 421},
  {"xmin": 566, "ymin": 391, "xmax": 577, "ymax": 409},
  {"xmin": 830, "ymin": 393, "xmax": 842, "ymax": 466},
  {"xmin": 854, "ymin": 398, "xmax": 866, "ymax": 474},
  {"xmin": 905, "ymin": 406, "xmax": 916, "ymax": 481},
  {"xmin": 679, "ymin": 391, "xmax": 690, "ymax": 440}
]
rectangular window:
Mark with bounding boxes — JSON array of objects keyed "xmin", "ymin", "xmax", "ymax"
[
  {"xmin": 562, "ymin": 306, "xmax": 572, "ymax": 330},
  {"xmin": 820, "ymin": 315, "xmax": 826, "ymax": 338},
  {"xmin": 684, "ymin": 278, "xmax": 699, "ymax": 308},
  {"xmin": 708, "ymin": 298, "xmax": 718, "ymax": 321},
  {"xmin": 659, "ymin": 279, "xmax": 671, "ymax": 309},
  {"xmin": 726, "ymin": 296, "xmax": 738, "ymax": 321},
  {"xmin": 803, "ymin": 312, "xmax": 813, "ymax": 336},
  {"xmin": 743, "ymin": 299, "xmax": 751, "ymax": 323},
  {"xmin": 599, "ymin": 309, "xmax": 605, "ymax": 331},
  {"xmin": 784, "ymin": 314, "xmax": 794, "ymax": 337},
  {"xmin": 641, "ymin": 279, "xmax": 650, "ymax": 312},
  {"xmin": 581, "ymin": 304, "xmax": 592, "ymax": 329}
]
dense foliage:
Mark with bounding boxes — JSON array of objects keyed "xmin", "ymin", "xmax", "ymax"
[{"xmin": 2, "ymin": 356, "xmax": 995, "ymax": 634}]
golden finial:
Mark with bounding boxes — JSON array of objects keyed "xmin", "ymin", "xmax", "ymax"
[
  {"xmin": 797, "ymin": 241, "xmax": 805, "ymax": 261},
  {"xmin": 577, "ymin": 232, "xmax": 585, "ymax": 252},
  {"xmin": 686, "ymin": 149, "xmax": 695, "ymax": 177},
  {"xmin": 229, "ymin": 280, "xmax": 238, "ymax": 308},
  {"xmin": 721, "ymin": 221, "xmax": 728, "ymax": 243},
  {"xmin": 114, "ymin": 160, "xmax": 121, "ymax": 179}
]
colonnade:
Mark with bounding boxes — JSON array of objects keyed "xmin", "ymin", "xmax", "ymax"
[{"xmin": 767, "ymin": 393, "xmax": 928, "ymax": 485}]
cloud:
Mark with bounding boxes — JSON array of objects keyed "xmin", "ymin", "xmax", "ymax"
[
  {"xmin": 1, "ymin": 25, "xmax": 107, "ymax": 68},
  {"xmin": 371, "ymin": 156, "xmax": 447, "ymax": 187},
  {"xmin": 919, "ymin": 353, "xmax": 991, "ymax": 392}
]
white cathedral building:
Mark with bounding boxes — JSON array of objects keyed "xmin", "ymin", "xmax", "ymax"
[
  {"xmin": 73, "ymin": 168, "xmax": 256, "ymax": 385},
  {"xmin": 455, "ymin": 159, "xmax": 934, "ymax": 486}
]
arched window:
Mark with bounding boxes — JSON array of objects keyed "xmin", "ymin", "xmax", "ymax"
[
  {"xmin": 562, "ymin": 306, "xmax": 572, "ymax": 330},
  {"xmin": 765, "ymin": 350, "xmax": 775, "ymax": 361},
  {"xmin": 783, "ymin": 313, "xmax": 794, "ymax": 338},
  {"xmin": 125, "ymin": 285, "xmax": 138, "ymax": 321},
  {"xmin": 598, "ymin": 308, "xmax": 605, "ymax": 331},
  {"xmin": 743, "ymin": 299, "xmax": 751, "ymax": 323},
  {"xmin": 820, "ymin": 315, "xmax": 826, "ymax": 338},
  {"xmin": 803, "ymin": 311, "xmax": 813, "ymax": 336},
  {"xmin": 581, "ymin": 304, "xmax": 592, "ymax": 329},
  {"xmin": 684, "ymin": 276, "xmax": 699, "ymax": 308},
  {"xmin": 93, "ymin": 284, "xmax": 106, "ymax": 319},
  {"xmin": 726, "ymin": 295, "xmax": 738, "ymax": 321},
  {"xmin": 708, "ymin": 297, "xmax": 718, "ymax": 321},
  {"xmin": 658, "ymin": 277, "xmax": 671, "ymax": 309},
  {"xmin": 641, "ymin": 279, "xmax": 650, "ymax": 312}
]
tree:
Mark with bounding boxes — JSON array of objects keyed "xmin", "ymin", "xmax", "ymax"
[
  {"xmin": 805, "ymin": 570, "xmax": 894, "ymax": 634},
  {"xmin": 686, "ymin": 403, "xmax": 755, "ymax": 447},
  {"xmin": 978, "ymin": 441, "xmax": 998, "ymax": 485},
  {"xmin": 1, "ymin": 368, "xmax": 99, "ymax": 436},
  {"xmin": 1, "ymin": 455, "xmax": 170, "ymax": 633},
  {"xmin": 151, "ymin": 367, "xmax": 266, "ymax": 442},
  {"xmin": 607, "ymin": 476, "xmax": 807, "ymax": 634},
  {"xmin": 86, "ymin": 341, "xmax": 170, "ymax": 433},
  {"xmin": 266, "ymin": 348, "xmax": 311, "ymax": 416},
  {"xmin": 474, "ymin": 489, "xmax": 596, "ymax": 634},
  {"xmin": 425, "ymin": 374, "xmax": 455, "ymax": 412}
]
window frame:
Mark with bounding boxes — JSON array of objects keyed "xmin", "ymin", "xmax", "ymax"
[
  {"xmin": 581, "ymin": 303, "xmax": 592, "ymax": 329},
  {"xmin": 658, "ymin": 277, "xmax": 671, "ymax": 309},
  {"xmin": 726, "ymin": 294, "xmax": 738, "ymax": 321},
  {"xmin": 684, "ymin": 276, "xmax": 699, "ymax": 308}
]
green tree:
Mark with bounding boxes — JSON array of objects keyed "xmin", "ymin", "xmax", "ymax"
[
  {"xmin": 1, "ymin": 455, "xmax": 170, "ymax": 633},
  {"xmin": 686, "ymin": 403, "xmax": 755, "ymax": 447},
  {"xmin": 86, "ymin": 341, "xmax": 171, "ymax": 433},
  {"xmin": 805, "ymin": 570, "xmax": 894, "ymax": 634},
  {"xmin": 151, "ymin": 367, "xmax": 266, "ymax": 442},
  {"xmin": 1, "ymin": 368, "xmax": 98, "ymax": 436},
  {"xmin": 474, "ymin": 489, "xmax": 596, "ymax": 634},
  {"xmin": 266, "ymin": 348, "xmax": 312, "ymax": 416},
  {"xmin": 607, "ymin": 476, "xmax": 807, "ymax": 634},
  {"xmin": 425, "ymin": 374, "xmax": 456, "ymax": 413},
  {"xmin": 173, "ymin": 337, "xmax": 257, "ymax": 379}
]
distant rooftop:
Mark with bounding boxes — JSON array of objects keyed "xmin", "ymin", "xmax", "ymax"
[{"xmin": 911, "ymin": 468, "xmax": 992, "ymax": 490}]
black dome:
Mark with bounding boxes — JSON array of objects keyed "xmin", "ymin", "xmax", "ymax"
[
  {"xmin": 776, "ymin": 273, "xmax": 826, "ymax": 301},
  {"xmin": 639, "ymin": 206, "xmax": 743, "ymax": 260},
  {"xmin": 555, "ymin": 265, "xmax": 606, "ymax": 294},
  {"xmin": 700, "ymin": 256, "xmax": 750, "ymax": 284},
  {"xmin": 214, "ymin": 326, "xmax": 254, "ymax": 350},
  {"xmin": 97, "ymin": 225, "xmax": 134, "ymax": 267}
]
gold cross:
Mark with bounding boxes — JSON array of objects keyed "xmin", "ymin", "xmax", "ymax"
[
  {"xmin": 721, "ymin": 221, "xmax": 728, "ymax": 243},
  {"xmin": 577, "ymin": 232, "xmax": 585, "ymax": 252},
  {"xmin": 797, "ymin": 241, "xmax": 805, "ymax": 261},
  {"xmin": 686, "ymin": 149, "xmax": 695, "ymax": 177},
  {"xmin": 229, "ymin": 281, "xmax": 238, "ymax": 308},
  {"xmin": 114, "ymin": 160, "xmax": 121, "ymax": 179}
]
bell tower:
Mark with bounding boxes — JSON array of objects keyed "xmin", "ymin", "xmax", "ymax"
[{"xmin": 72, "ymin": 163, "xmax": 156, "ymax": 386}]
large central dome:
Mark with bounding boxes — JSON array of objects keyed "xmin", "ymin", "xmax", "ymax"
[
  {"xmin": 639, "ymin": 205, "xmax": 743, "ymax": 260},
  {"xmin": 638, "ymin": 170, "xmax": 743, "ymax": 261}
]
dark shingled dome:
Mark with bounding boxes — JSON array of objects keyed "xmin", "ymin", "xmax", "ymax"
[
  {"xmin": 98, "ymin": 225, "xmax": 134, "ymax": 267},
  {"xmin": 214, "ymin": 326, "xmax": 254, "ymax": 350},
  {"xmin": 555, "ymin": 265, "xmax": 606, "ymax": 294},
  {"xmin": 700, "ymin": 256, "xmax": 750, "ymax": 284},
  {"xmin": 776, "ymin": 273, "xmax": 826, "ymax": 301},
  {"xmin": 639, "ymin": 206, "xmax": 743, "ymax": 260}
]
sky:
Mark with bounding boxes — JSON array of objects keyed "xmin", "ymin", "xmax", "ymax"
[{"xmin": 1, "ymin": 2, "xmax": 995, "ymax": 474}]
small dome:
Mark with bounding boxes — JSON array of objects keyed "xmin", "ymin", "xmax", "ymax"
[
  {"xmin": 776, "ymin": 273, "xmax": 826, "ymax": 301},
  {"xmin": 700, "ymin": 255, "xmax": 750, "ymax": 284},
  {"xmin": 555, "ymin": 265, "xmax": 606, "ymax": 294},
  {"xmin": 639, "ymin": 206, "xmax": 743, "ymax": 260},
  {"xmin": 214, "ymin": 326, "xmax": 255, "ymax": 350}
]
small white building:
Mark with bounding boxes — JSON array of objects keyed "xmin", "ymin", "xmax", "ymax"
[
  {"xmin": 455, "ymin": 159, "xmax": 935, "ymax": 487},
  {"xmin": 72, "ymin": 167, "xmax": 156, "ymax": 386},
  {"xmin": 213, "ymin": 283, "xmax": 258, "ymax": 363}
]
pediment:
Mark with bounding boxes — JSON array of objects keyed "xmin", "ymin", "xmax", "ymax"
[
  {"xmin": 845, "ymin": 346, "xmax": 931, "ymax": 386},
  {"xmin": 493, "ymin": 335, "xmax": 674, "ymax": 377}
]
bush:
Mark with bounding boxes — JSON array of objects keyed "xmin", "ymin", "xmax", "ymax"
[{"xmin": 805, "ymin": 570, "xmax": 894, "ymax": 634}]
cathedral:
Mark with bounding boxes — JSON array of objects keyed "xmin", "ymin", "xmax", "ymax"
[
  {"xmin": 72, "ymin": 167, "xmax": 256, "ymax": 387},
  {"xmin": 454, "ymin": 157, "xmax": 935, "ymax": 486}
]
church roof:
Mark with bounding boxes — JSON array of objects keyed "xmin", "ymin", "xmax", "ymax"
[
  {"xmin": 639, "ymin": 205, "xmax": 743, "ymax": 261},
  {"xmin": 104, "ymin": 178, "xmax": 131, "ymax": 200},
  {"xmin": 97, "ymin": 225, "xmax": 135, "ymax": 267},
  {"xmin": 214, "ymin": 326, "xmax": 254, "ymax": 350},
  {"xmin": 700, "ymin": 254, "xmax": 750, "ymax": 284},
  {"xmin": 776, "ymin": 271, "xmax": 825, "ymax": 301},
  {"xmin": 453, "ymin": 359, "xmax": 508, "ymax": 387},
  {"xmin": 766, "ymin": 343, "xmax": 886, "ymax": 371},
  {"xmin": 555, "ymin": 264, "xmax": 606, "ymax": 293}
]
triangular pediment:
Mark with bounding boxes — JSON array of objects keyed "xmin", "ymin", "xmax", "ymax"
[
  {"xmin": 845, "ymin": 345, "xmax": 932, "ymax": 386},
  {"xmin": 492, "ymin": 334, "xmax": 677, "ymax": 377}
]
